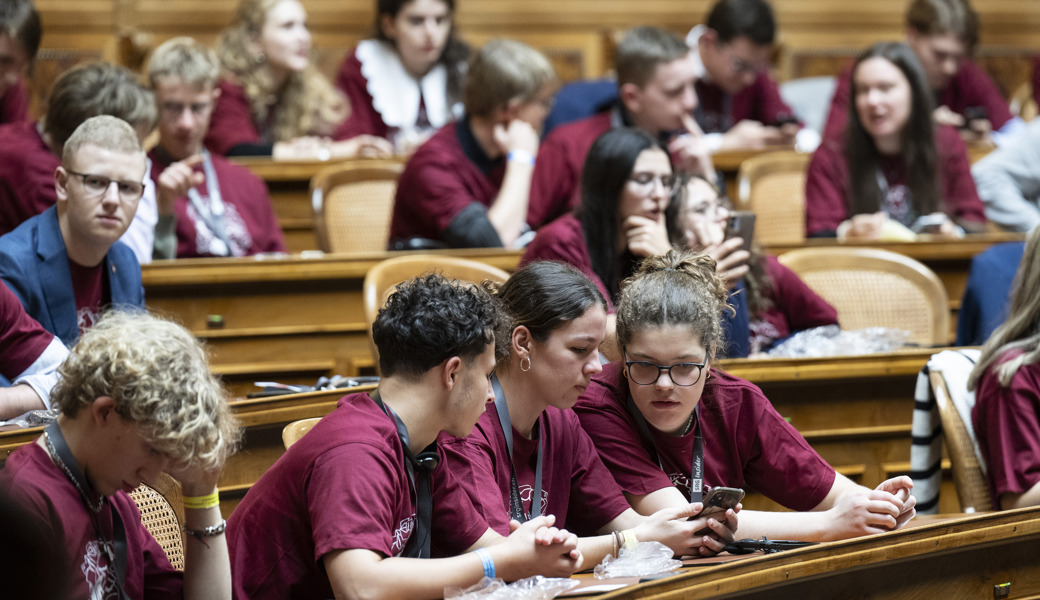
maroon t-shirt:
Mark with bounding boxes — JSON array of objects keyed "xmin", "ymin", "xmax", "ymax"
[
  {"xmin": 148, "ymin": 149, "xmax": 286, "ymax": 257},
  {"xmin": 972, "ymin": 351, "xmax": 1040, "ymax": 509},
  {"xmin": 0, "ymin": 443, "xmax": 183, "ymax": 598},
  {"xmin": 822, "ymin": 59, "xmax": 1013, "ymax": 143},
  {"xmin": 520, "ymin": 213, "xmax": 614, "ymax": 312},
  {"xmin": 574, "ymin": 362, "xmax": 835, "ymax": 511},
  {"xmin": 204, "ymin": 79, "xmax": 267, "ymax": 156},
  {"xmin": 228, "ymin": 392, "xmax": 486, "ymax": 600},
  {"xmin": 333, "ymin": 48, "xmax": 391, "ymax": 141},
  {"xmin": 694, "ymin": 72, "xmax": 795, "ymax": 134},
  {"xmin": 804, "ymin": 125, "xmax": 985, "ymax": 236},
  {"xmin": 0, "ymin": 120, "xmax": 59, "ymax": 235},
  {"xmin": 749, "ymin": 255, "xmax": 839, "ymax": 353},
  {"xmin": 0, "ymin": 280, "xmax": 54, "ymax": 379},
  {"xmin": 529, "ymin": 111, "xmax": 613, "ymax": 229},
  {"xmin": 67, "ymin": 259, "xmax": 104, "ymax": 335},
  {"xmin": 0, "ymin": 78, "xmax": 30, "ymax": 125},
  {"xmin": 436, "ymin": 401, "xmax": 631, "ymax": 538}
]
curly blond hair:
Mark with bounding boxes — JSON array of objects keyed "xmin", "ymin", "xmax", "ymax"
[
  {"xmin": 616, "ymin": 249, "xmax": 734, "ymax": 359},
  {"xmin": 217, "ymin": 0, "xmax": 348, "ymax": 141},
  {"xmin": 53, "ymin": 311, "xmax": 240, "ymax": 471}
]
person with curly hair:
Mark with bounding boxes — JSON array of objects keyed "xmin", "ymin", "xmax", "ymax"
[
  {"xmin": 206, "ymin": 0, "xmax": 393, "ymax": 160},
  {"xmin": 0, "ymin": 310, "xmax": 241, "ymax": 599},
  {"xmin": 228, "ymin": 274, "xmax": 581, "ymax": 600},
  {"xmin": 334, "ymin": 0, "xmax": 469, "ymax": 153}
]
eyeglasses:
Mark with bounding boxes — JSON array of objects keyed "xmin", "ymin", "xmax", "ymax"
[
  {"xmin": 624, "ymin": 357, "xmax": 707, "ymax": 387},
  {"xmin": 629, "ymin": 172, "xmax": 680, "ymax": 194},
  {"xmin": 686, "ymin": 196, "xmax": 733, "ymax": 217},
  {"xmin": 159, "ymin": 101, "xmax": 214, "ymax": 119},
  {"xmin": 66, "ymin": 170, "xmax": 145, "ymax": 201}
]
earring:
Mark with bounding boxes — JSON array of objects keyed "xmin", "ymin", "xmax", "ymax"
[
  {"xmin": 254, "ymin": 53, "xmax": 266, "ymax": 65},
  {"xmin": 519, "ymin": 356, "xmax": 531, "ymax": 372}
]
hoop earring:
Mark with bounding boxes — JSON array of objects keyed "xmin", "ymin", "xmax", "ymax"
[{"xmin": 520, "ymin": 356, "xmax": 531, "ymax": 372}]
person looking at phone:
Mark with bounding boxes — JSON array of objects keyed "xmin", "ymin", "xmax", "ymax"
[
  {"xmin": 685, "ymin": 0, "xmax": 813, "ymax": 153},
  {"xmin": 805, "ymin": 42, "xmax": 986, "ymax": 240},
  {"xmin": 669, "ymin": 175, "xmax": 837, "ymax": 355},
  {"xmin": 435, "ymin": 260, "xmax": 737, "ymax": 565},
  {"xmin": 574, "ymin": 248, "xmax": 917, "ymax": 542}
]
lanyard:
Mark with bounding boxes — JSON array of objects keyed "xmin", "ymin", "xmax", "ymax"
[
  {"xmin": 370, "ymin": 390, "xmax": 436, "ymax": 558},
  {"xmin": 186, "ymin": 150, "xmax": 234, "ymax": 257},
  {"xmin": 492, "ymin": 376, "xmax": 543, "ymax": 523},
  {"xmin": 624, "ymin": 396, "xmax": 704, "ymax": 503},
  {"xmin": 44, "ymin": 422, "xmax": 129, "ymax": 599}
]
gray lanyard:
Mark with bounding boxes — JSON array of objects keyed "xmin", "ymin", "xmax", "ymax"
[
  {"xmin": 625, "ymin": 397, "xmax": 704, "ymax": 503},
  {"xmin": 492, "ymin": 376, "xmax": 543, "ymax": 522},
  {"xmin": 186, "ymin": 150, "xmax": 234, "ymax": 257}
]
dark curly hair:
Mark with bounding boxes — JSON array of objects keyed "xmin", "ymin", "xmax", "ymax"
[{"xmin": 373, "ymin": 273, "xmax": 502, "ymax": 377}]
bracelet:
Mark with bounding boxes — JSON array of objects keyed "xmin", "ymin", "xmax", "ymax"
[
  {"xmin": 184, "ymin": 519, "xmax": 227, "ymax": 549},
  {"xmin": 182, "ymin": 490, "xmax": 220, "ymax": 510},
  {"xmin": 474, "ymin": 548, "xmax": 496, "ymax": 579},
  {"xmin": 621, "ymin": 529, "xmax": 638, "ymax": 552},
  {"xmin": 506, "ymin": 149, "xmax": 536, "ymax": 166},
  {"xmin": 611, "ymin": 530, "xmax": 621, "ymax": 558}
]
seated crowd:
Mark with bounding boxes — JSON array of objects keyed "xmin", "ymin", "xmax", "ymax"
[{"xmin": 2, "ymin": 0, "xmax": 1040, "ymax": 597}]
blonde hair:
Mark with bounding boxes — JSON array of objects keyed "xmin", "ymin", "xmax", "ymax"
[
  {"xmin": 969, "ymin": 227, "xmax": 1040, "ymax": 390},
  {"xmin": 53, "ymin": 311, "xmax": 241, "ymax": 471},
  {"xmin": 62, "ymin": 115, "xmax": 144, "ymax": 167},
  {"xmin": 616, "ymin": 249, "xmax": 733, "ymax": 359},
  {"xmin": 463, "ymin": 39, "xmax": 556, "ymax": 119},
  {"xmin": 217, "ymin": 0, "xmax": 348, "ymax": 140},
  {"xmin": 147, "ymin": 36, "xmax": 220, "ymax": 89}
]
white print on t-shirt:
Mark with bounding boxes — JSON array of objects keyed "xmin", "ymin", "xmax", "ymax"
[
  {"xmin": 391, "ymin": 514, "xmax": 415, "ymax": 556},
  {"xmin": 749, "ymin": 318, "xmax": 781, "ymax": 355},
  {"xmin": 77, "ymin": 306, "xmax": 101, "ymax": 335},
  {"xmin": 669, "ymin": 472, "xmax": 692, "ymax": 497},
  {"xmin": 519, "ymin": 484, "xmax": 549, "ymax": 515},
  {"xmin": 188, "ymin": 201, "xmax": 253, "ymax": 257},
  {"xmin": 81, "ymin": 539, "xmax": 118, "ymax": 599},
  {"xmin": 883, "ymin": 184, "xmax": 912, "ymax": 226}
]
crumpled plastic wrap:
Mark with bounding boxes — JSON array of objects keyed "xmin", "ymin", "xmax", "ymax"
[
  {"xmin": 765, "ymin": 325, "xmax": 910, "ymax": 358},
  {"xmin": 593, "ymin": 541, "xmax": 682, "ymax": 579},
  {"xmin": 444, "ymin": 576, "xmax": 579, "ymax": 600},
  {"xmin": 0, "ymin": 407, "xmax": 58, "ymax": 428}
]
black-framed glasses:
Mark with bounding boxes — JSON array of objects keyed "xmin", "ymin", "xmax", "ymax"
[
  {"xmin": 66, "ymin": 170, "xmax": 145, "ymax": 201},
  {"xmin": 628, "ymin": 172, "xmax": 680, "ymax": 194},
  {"xmin": 624, "ymin": 357, "xmax": 707, "ymax": 387}
]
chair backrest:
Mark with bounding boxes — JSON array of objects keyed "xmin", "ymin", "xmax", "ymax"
[
  {"xmin": 929, "ymin": 369, "xmax": 993, "ymax": 512},
  {"xmin": 362, "ymin": 254, "xmax": 511, "ymax": 371},
  {"xmin": 778, "ymin": 247, "xmax": 950, "ymax": 346},
  {"xmin": 129, "ymin": 472, "xmax": 185, "ymax": 570},
  {"xmin": 310, "ymin": 159, "xmax": 406, "ymax": 253},
  {"xmin": 282, "ymin": 417, "xmax": 323, "ymax": 450},
  {"xmin": 736, "ymin": 151, "xmax": 811, "ymax": 246}
]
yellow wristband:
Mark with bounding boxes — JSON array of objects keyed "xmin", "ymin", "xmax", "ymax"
[
  {"xmin": 621, "ymin": 529, "xmax": 638, "ymax": 551},
  {"xmin": 183, "ymin": 490, "xmax": 220, "ymax": 510}
]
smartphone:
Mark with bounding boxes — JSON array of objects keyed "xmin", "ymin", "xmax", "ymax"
[
  {"xmin": 725, "ymin": 212, "xmax": 756, "ymax": 254},
  {"xmin": 698, "ymin": 486, "xmax": 745, "ymax": 519},
  {"xmin": 962, "ymin": 106, "xmax": 988, "ymax": 125},
  {"xmin": 774, "ymin": 113, "xmax": 799, "ymax": 128},
  {"xmin": 910, "ymin": 213, "xmax": 949, "ymax": 234}
]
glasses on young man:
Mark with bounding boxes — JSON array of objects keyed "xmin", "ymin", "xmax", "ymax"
[
  {"xmin": 66, "ymin": 171, "xmax": 145, "ymax": 202},
  {"xmin": 628, "ymin": 172, "xmax": 681, "ymax": 195},
  {"xmin": 624, "ymin": 357, "xmax": 708, "ymax": 387}
]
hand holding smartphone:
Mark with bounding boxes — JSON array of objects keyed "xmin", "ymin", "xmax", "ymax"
[
  {"xmin": 725, "ymin": 212, "xmax": 756, "ymax": 255},
  {"xmin": 689, "ymin": 486, "xmax": 745, "ymax": 521}
]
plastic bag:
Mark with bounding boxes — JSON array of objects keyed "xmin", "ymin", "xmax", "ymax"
[
  {"xmin": 765, "ymin": 325, "xmax": 910, "ymax": 358},
  {"xmin": 593, "ymin": 541, "xmax": 681, "ymax": 579},
  {"xmin": 444, "ymin": 576, "xmax": 579, "ymax": 600}
]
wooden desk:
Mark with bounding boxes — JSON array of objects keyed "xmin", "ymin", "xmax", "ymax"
[{"xmin": 580, "ymin": 507, "xmax": 1040, "ymax": 599}]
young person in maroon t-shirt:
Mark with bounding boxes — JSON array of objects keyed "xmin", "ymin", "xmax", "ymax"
[
  {"xmin": 147, "ymin": 37, "xmax": 286, "ymax": 259},
  {"xmin": 0, "ymin": 280, "xmax": 67, "ymax": 419},
  {"xmin": 436, "ymin": 262, "xmax": 736, "ymax": 567},
  {"xmin": 228, "ymin": 274, "xmax": 581, "ymax": 600},
  {"xmin": 334, "ymin": 0, "xmax": 469, "ymax": 153},
  {"xmin": 970, "ymin": 226, "xmax": 1040, "ymax": 510},
  {"xmin": 805, "ymin": 42, "xmax": 985, "ymax": 239},
  {"xmin": 391, "ymin": 39, "xmax": 557, "ymax": 249},
  {"xmin": 0, "ymin": 0, "xmax": 39, "ymax": 125},
  {"xmin": 0, "ymin": 311, "xmax": 240, "ymax": 599},
  {"xmin": 669, "ymin": 175, "xmax": 838, "ymax": 354},
  {"xmin": 575, "ymin": 249, "xmax": 917, "ymax": 542}
]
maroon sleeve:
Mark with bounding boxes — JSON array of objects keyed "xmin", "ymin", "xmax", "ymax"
[
  {"xmin": 528, "ymin": 114, "xmax": 608, "ymax": 228},
  {"xmin": 973, "ymin": 358, "xmax": 1040, "ymax": 507},
  {"xmin": 429, "ymin": 456, "xmax": 492, "ymax": 555},
  {"xmin": 0, "ymin": 122, "xmax": 60, "ymax": 235},
  {"xmin": 0, "ymin": 281, "xmax": 54, "ymax": 379},
  {"xmin": 1033, "ymin": 55, "xmax": 1040, "ymax": 109},
  {"xmin": 0, "ymin": 78, "xmax": 30, "ymax": 124},
  {"xmin": 732, "ymin": 71, "xmax": 795, "ymax": 126},
  {"xmin": 947, "ymin": 61, "xmax": 1013, "ymax": 131},
  {"xmin": 435, "ymin": 423, "xmax": 514, "ymax": 538},
  {"xmin": 804, "ymin": 139, "xmax": 851, "ymax": 236},
  {"xmin": 561, "ymin": 410, "xmax": 633, "ymax": 534},
  {"xmin": 204, "ymin": 79, "xmax": 263, "ymax": 156},
  {"xmin": 520, "ymin": 215, "xmax": 614, "ymax": 312},
  {"xmin": 332, "ymin": 48, "xmax": 390, "ymax": 141},
  {"xmin": 936, "ymin": 125, "xmax": 986, "ymax": 224},
  {"xmin": 820, "ymin": 63, "xmax": 854, "ymax": 145},
  {"xmin": 573, "ymin": 366, "xmax": 676, "ymax": 497},
  {"xmin": 762, "ymin": 255, "xmax": 838, "ymax": 330},
  {"xmin": 236, "ymin": 164, "xmax": 287, "ymax": 253}
]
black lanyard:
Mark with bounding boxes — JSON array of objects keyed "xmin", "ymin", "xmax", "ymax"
[
  {"xmin": 624, "ymin": 396, "xmax": 704, "ymax": 503},
  {"xmin": 44, "ymin": 422, "xmax": 129, "ymax": 599},
  {"xmin": 370, "ymin": 390, "xmax": 436, "ymax": 559},
  {"xmin": 492, "ymin": 376, "xmax": 544, "ymax": 523}
]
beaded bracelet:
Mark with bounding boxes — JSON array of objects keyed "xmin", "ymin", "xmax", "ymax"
[
  {"xmin": 474, "ymin": 548, "xmax": 496, "ymax": 579},
  {"xmin": 184, "ymin": 519, "xmax": 227, "ymax": 549},
  {"xmin": 182, "ymin": 490, "xmax": 220, "ymax": 510}
]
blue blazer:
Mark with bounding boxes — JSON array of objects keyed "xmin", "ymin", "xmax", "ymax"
[{"xmin": 0, "ymin": 205, "xmax": 145, "ymax": 346}]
